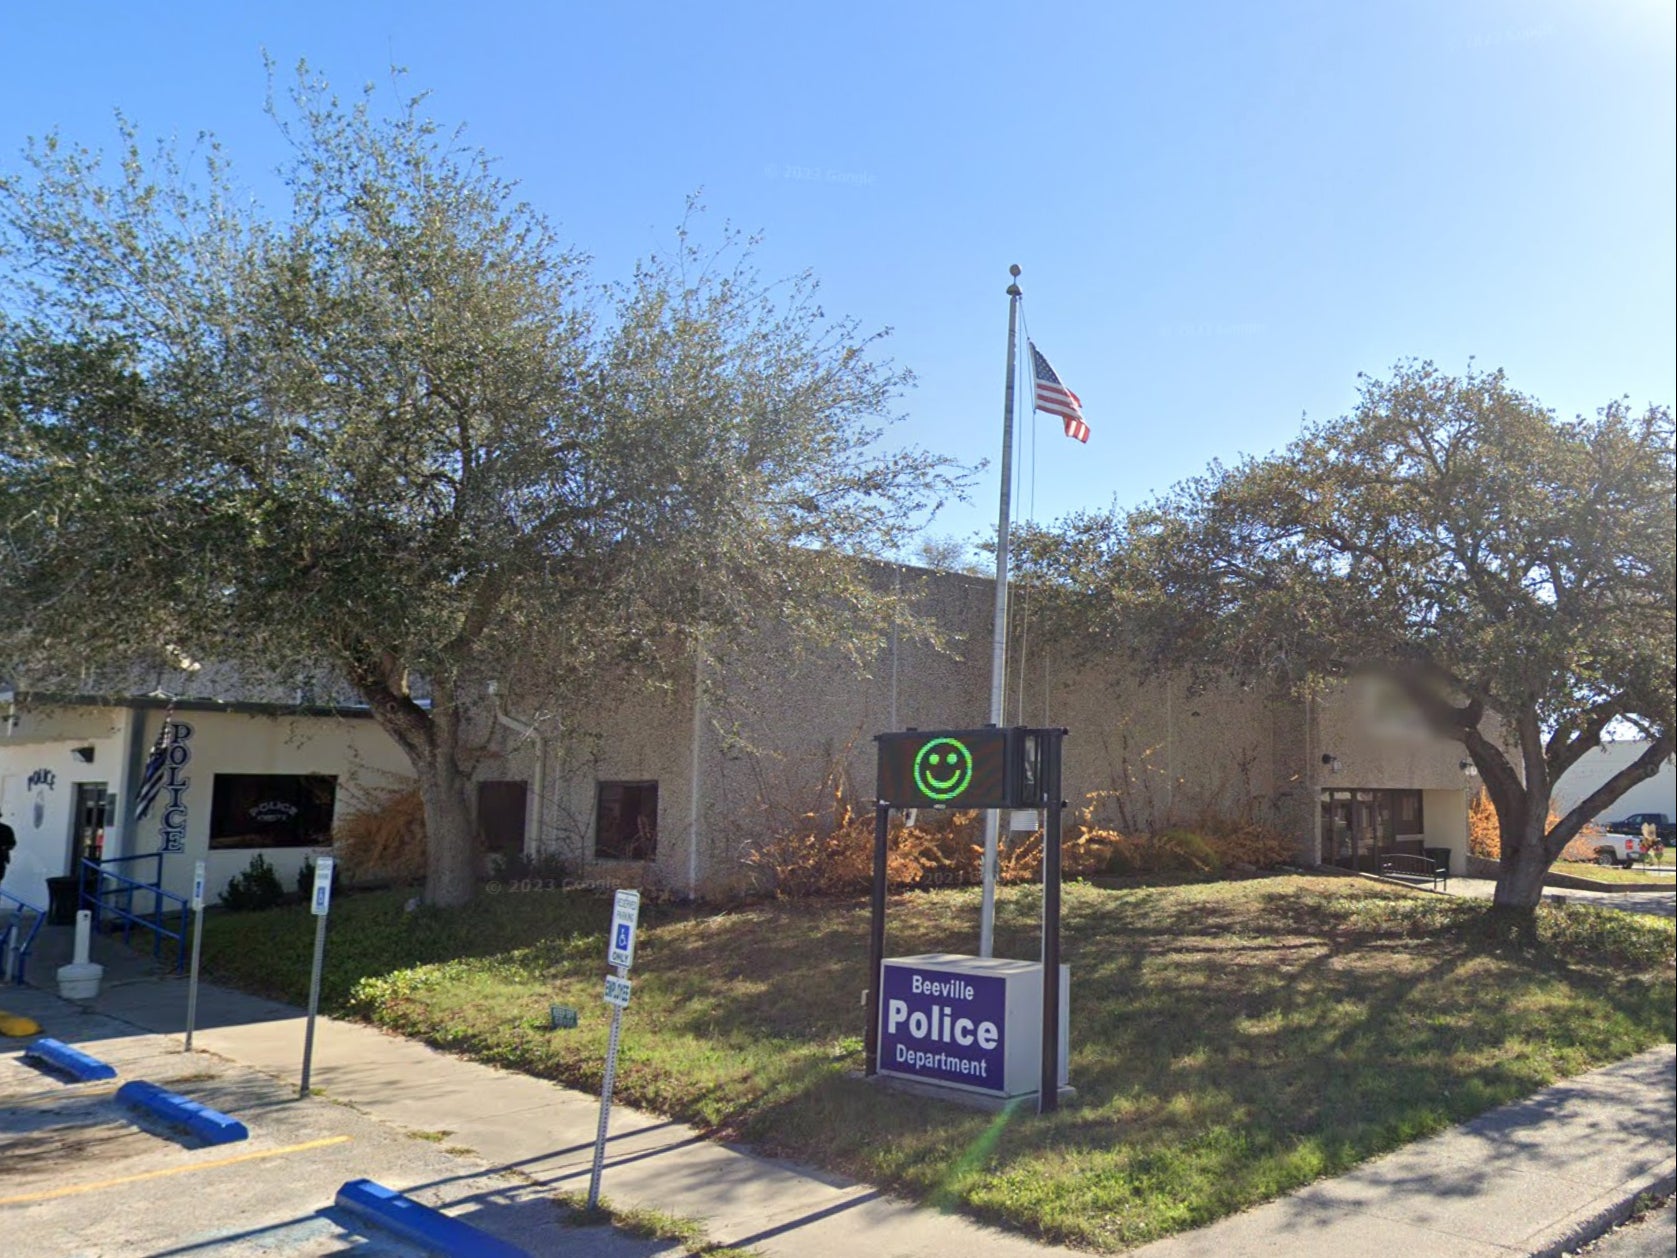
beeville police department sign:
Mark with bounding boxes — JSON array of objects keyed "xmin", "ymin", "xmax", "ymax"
[{"xmin": 879, "ymin": 959, "xmax": 1007, "ymax": 1093}]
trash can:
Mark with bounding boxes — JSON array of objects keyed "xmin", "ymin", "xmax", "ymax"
[
  {"xmin": 46, "ymin": 876, "xmax": 81, "ymax": 926},
  {"xmin": 1424, "ymin": 847, "xmax": 1452, "ymax": 877}
]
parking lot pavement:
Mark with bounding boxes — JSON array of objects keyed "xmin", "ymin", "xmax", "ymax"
[{"xmin": 0, "ymin": 986, "xmax": 676, "ymax": 1257}]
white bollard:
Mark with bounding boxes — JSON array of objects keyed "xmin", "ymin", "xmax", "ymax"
[
  {"xmin": 58, "ymin": 908, "xmax": 104, "ymax": 1001},
  {"xmin": 73, "ymin": 907, "xmax": 92, "ymax": 963}
]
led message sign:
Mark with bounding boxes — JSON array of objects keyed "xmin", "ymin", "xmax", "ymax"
[{"xmin": 876, "ymin": 727, "xmax": 1049, "ymax": 810}]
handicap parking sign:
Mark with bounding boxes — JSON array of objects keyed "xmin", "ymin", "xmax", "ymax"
[{"xmin": 607, "ymin": 890, "xmax": 640, "ymax": 969}]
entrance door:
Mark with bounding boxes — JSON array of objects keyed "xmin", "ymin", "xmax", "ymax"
[
  {"xmin": 1323, "ymin": 796, "xmax": 1355, "ymax": 867},
  {"xmin": 1320, "ymin": 790, "xmax": 1396, "ymax": 870},
  {"xmin": 1351, "ymin": 797, "xmax": 1384, "ymax": 870},
  {"xmin": 70, "ymin": 783, "xmax": 109, "ymax": 873}
]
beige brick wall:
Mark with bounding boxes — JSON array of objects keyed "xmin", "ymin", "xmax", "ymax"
[
  {"xmin": 487, "ymin": 568, "xmax": 1486, "ymax": 891},
  {"xmin": 691, "ymin": 566, "xmax": 1320, "ymax": 886}
]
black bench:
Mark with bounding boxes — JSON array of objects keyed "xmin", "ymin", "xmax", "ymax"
[{"xmin": 1378, "ymin": 851, "xmax": 1449, "ymax": 892}]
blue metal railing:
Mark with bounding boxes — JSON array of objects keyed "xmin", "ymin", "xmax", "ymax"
[
  {"xmin": 0, "ymin": 887, "xmax": 47, "ymax": 986},
  {"xmin": 80, "ymin": 855, "xmax": 191, "ymax": 972}
]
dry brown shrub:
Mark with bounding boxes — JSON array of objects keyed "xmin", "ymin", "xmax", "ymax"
[
  {"xmin": 1468, "ymin": 787, "xmax": 1501, "ymax": 858},
  {"xmin": 334, "ymin": 784, "xmax": 426, "ymax": 883},
  {"xmin": 741, "ymin": 782, "xmax": 985, "ymax": 898},
  {"xmin": 1469, "ymin": 787, "xmax": 1605, "ymax": 862},
  {"xmin": 1190, "ymin": 814, "xmax": 1298, "ymax": 868},
  {"xmin": 740, "ymin": 779, "xmax": 1289, "ymax": 899}
]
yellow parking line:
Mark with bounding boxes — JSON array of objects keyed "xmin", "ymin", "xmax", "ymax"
[{"xmin": 0, "ymin": 1135, "xmax": 352, "ymax": 1205}]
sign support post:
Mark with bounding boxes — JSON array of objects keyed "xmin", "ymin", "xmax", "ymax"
[
  {"xmin": 299, "ymin": 856, "xmax": 333, "ymax": 1098},
  {"xmin": 1039, "ymin": 728, "xmax": 1064, "ymax": 1114},
  {"xmin": 863, "ymin": 800, "xmax": 890, "ymax": 1077},
  {"xmin": 184, "ymin": 860, "xmax": 206, "ymax": 1052},
  {"xmin": 588, "ymin": 889, "xmax": 640, "ymax": 1210}
]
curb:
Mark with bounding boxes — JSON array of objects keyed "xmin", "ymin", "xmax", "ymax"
[
  {"xmin": 1527, "ymin": 1159, "xmax": 1677, "ymax": 1258},
  {"xmin": 336, "ymin": 1179, "xmax": 527, "ymax": 1257},
  {"xmin": 117, "ymin": 1080, "xmax": 249, "ymax": 1144},
  {"xmin": 1542, "ymin": 872, "xmax": 1674, "ymax": 894},
  {"xmin": 23, "ymin": 1037, "xmax": 118, "ymax": 1081}
]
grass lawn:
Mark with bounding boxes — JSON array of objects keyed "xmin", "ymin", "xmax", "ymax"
[
  {"xmin": 1552, "ymin": 860, "xmax": 1677, "ymax": 886},
  {"xmin": 196, "ymin": 877, "xmax": 1675, "ymax": 1251}
]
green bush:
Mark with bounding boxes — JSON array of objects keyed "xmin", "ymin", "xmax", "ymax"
[{"xmin": 220, "ymin": 854, "xmax": 286, "ymax": 912}]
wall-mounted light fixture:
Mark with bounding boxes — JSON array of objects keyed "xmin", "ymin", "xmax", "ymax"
[
  {"xmin": 70, "ymin": 745, "xmax": 95, "ymax": 764},
  {"xmin": 1458, "ymin": 758, "xmax": 1478, "ymax": 778},
  {"xmin": 1320, "ymin": 753, "xmax": 1341, "ymax": 775}
]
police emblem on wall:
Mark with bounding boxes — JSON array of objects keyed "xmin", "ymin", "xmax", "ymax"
[{"xmin": 26, "ymin": 767, "xmax": 56, "ymax": 830}]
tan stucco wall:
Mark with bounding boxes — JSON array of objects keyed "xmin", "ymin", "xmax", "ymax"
[
  {"xmin": 1420, "ymin": 788, "xmax": 1471, "ymax": 873},
  {"xmin": 1308, "ymin": 678, "xmax": 1480, "ymax": 863},
  {"xmin": 2, "ymin": 704, "xmax": 410, "ymax": 907},
  {"xmin": 0, "ymin": 705, "xmax": 132, "ymax": 907}
]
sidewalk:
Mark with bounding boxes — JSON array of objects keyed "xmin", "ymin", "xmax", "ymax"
[
  {"xmin": 19, "ymin": 958, "xmax": 1078, "ymax": 1257},
  {"xmin": 1443, "ymin": 875, "xmax": 1676, "ymax": 920},
  {"xmin": 10, "ymin": 950, "xmax": 1674, "ymax": 1257}
]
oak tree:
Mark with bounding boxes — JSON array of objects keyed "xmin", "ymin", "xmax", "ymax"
[
  {"xmin": 1030, "ymin": 363, "xmax": 1674, "ymax": 911},
  {"xmin": 0, "ymin": 69, "xmax": 961, "ymax": 906}
]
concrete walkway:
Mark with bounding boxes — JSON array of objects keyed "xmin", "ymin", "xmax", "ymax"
[
  {"xmin": 1445, "ymin": 875, "xmax": 1676, "ymax": 920},
  {"xmin": 7, "ymin": 938, "xmax": 1674, "ymax": 1257},
  {"xmin": 1132, "ymin": 1045, "xmax": 1674, "ymax": 1258}
]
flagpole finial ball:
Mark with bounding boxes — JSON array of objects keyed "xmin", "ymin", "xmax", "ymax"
[{"xmin": 1009, "ymin": 264, "xmax": 1021, "ymax": 277}]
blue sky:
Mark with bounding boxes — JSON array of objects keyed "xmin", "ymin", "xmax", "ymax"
[{"xmin": 3, "ymin": 1, "xmax": 1671, "ymax": 553}]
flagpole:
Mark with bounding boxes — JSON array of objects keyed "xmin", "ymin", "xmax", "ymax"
[{"xmin": 980, "ymin": 264, "xmax": 1022, "ymax": 960}]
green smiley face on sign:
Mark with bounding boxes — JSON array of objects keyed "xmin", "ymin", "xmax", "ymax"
[{"xmin": 913, "ymin": 738, "xmax": 974, "ymax": 802}]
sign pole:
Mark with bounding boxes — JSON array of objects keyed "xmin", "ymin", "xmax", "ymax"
[
  {"xmin": 587, "ymin": 964, "xmax": 627, "ymax": 1210},
  {"xmin": 184, "ymin": 860, "xmax": 205, "ymax": 1052},
  {"xmin": 981, "ymin": 265, "xmax": 1025, "ymax": 961},
  {"xmin": 864, "ymin": 800, "xmax": 890, "ymax": 1077},
  {"xmin": 1039, "ymin": 729, "xmax": 1064, "ymax": 1114},
  {"xmin": 588, "ymin": 889, "xmax": 641, "ymax": 1210},
  {"xmin": 299, "ymin": 857, "xmax": 334, "ymax": 1098}
]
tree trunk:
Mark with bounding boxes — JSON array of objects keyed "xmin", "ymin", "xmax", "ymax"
[
  {"xmin": 348, "ymin": 663, "xmax": 480, "ymax": 910},
  {"xmin": 418, "ymin": 757, "xmax": 477, "ymax": 909},
  {"xmin": 1492, "ymin": 806, "xmax": 1551, "ymax": 911}
]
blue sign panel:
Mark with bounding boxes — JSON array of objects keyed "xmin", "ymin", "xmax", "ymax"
[{"xmin": 879, "ymin": 962, "xmax": 1006, "ymax": 1092}]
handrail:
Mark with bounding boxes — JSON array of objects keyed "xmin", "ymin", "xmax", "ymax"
[
  {"xmin": 79, "ymin": 857, "xmax": 192, "ymax": 972},
  {"xmin": 0, "ymin": 887, "xmax": 47, "ymax": 986}
]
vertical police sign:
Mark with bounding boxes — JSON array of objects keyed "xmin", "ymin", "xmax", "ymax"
[
  {"xmin": 588, "ymin": 889, "xmax": 640, "ymax": 1209},
  {"xmin": 298, "ymin": 857, "xmax": 334, "ymax": 1097}
]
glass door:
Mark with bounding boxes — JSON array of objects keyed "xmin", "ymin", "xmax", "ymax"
[{"xmin": 70, "ymin": 782, "xmax": 109, "ymax": 873}]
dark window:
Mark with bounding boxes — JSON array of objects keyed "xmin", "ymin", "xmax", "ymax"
[
  {"xmin": 477, "ymin": 780, "xmax": 528, "ymax": 855},
  {"xmin": 209, "ymin": 775, "xmax": 337, "ymax": 850},
  {"xmin": 1394, "ymin": 789, "xmax": 1424, "ymax": 835},
  {"xmin": 595, "ymin": 781, "xmax": 657, "ymax": 860}
]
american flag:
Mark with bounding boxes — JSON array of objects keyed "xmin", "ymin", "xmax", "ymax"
[
  {"xmin": 1029, "ymin": 341, "xmax": 1089, "ymax": 443},
  {"xmin": 133, "ymin": 718, "xmax": 172, "ymax": 821}
]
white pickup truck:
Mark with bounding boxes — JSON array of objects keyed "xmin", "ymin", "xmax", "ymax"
[{"xmin": 1590, "ymin": 829, "xmax": 1660, "ymax": 868}]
